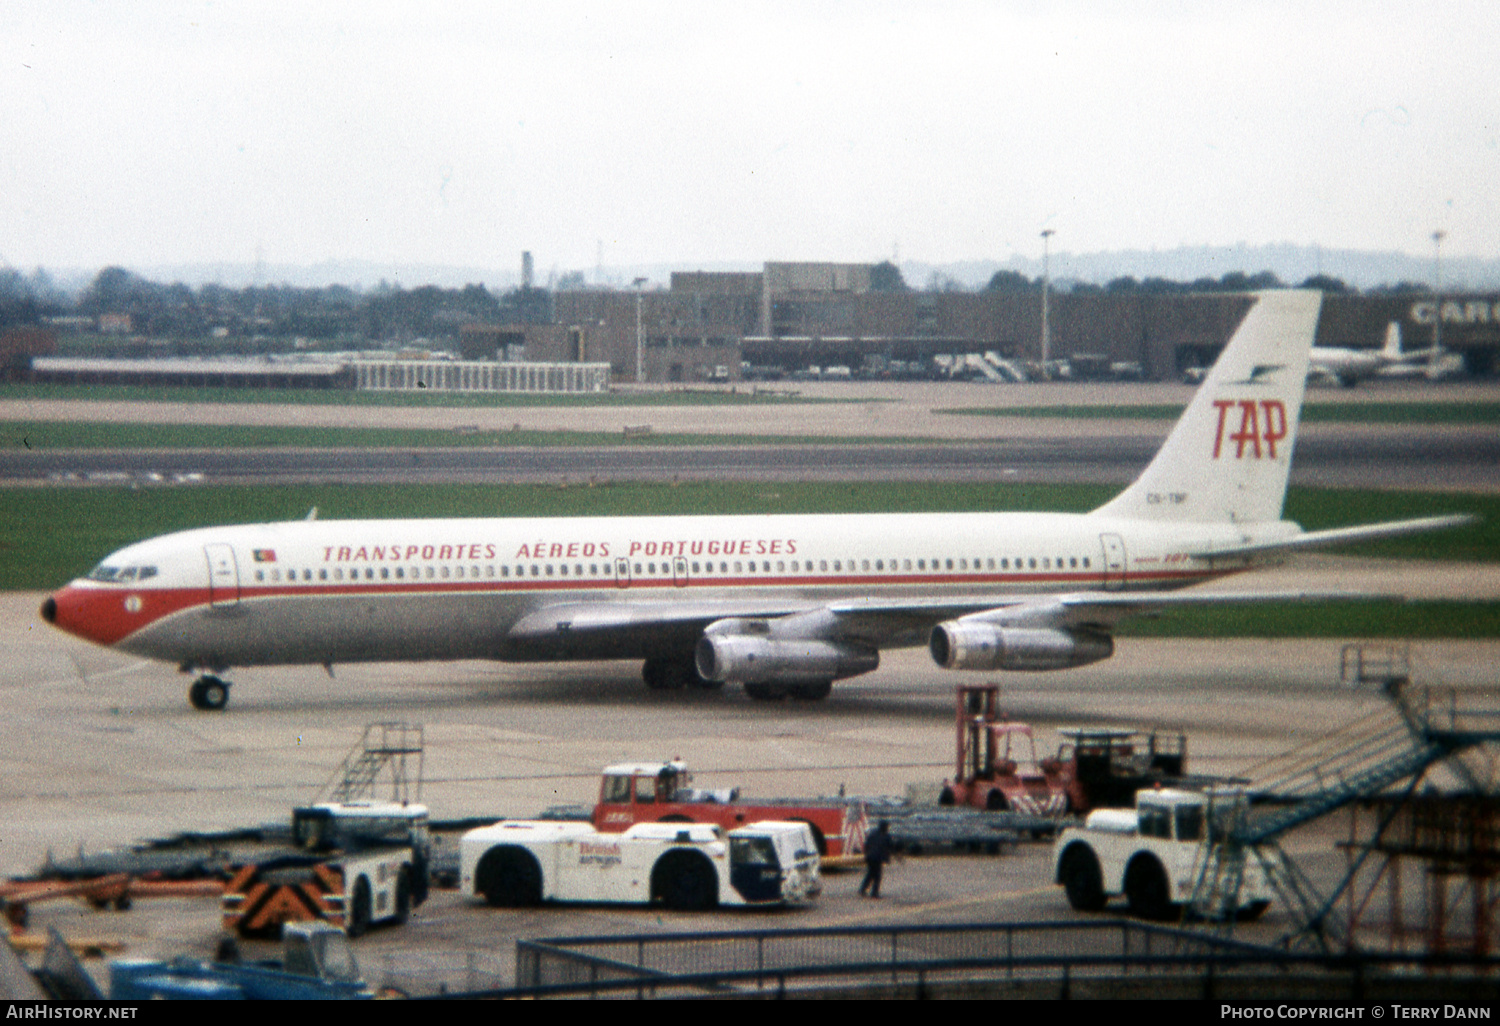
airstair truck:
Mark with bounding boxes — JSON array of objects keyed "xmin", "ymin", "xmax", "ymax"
[
  {"xmin": 461, "ymin": 819, "xmax": 821, "ymax": 911},
  {"xmin": 1052, "ymin": 788, "xmax": 1272, "ymax": 922}
]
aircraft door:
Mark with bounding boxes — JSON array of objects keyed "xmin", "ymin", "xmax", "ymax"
[
  {"xmin": 614, "ymin": 557, "xmax": 631, "ymax": 589},
  {"xmin": 1099, "ymin": 534, "xmax": 1126, "ymax": 591},
  {"xmin": 672, "ymin": 556, "xmax": 688, "ymax": 588},
  {"xmin": 205, "ymin": 544, "xmax": 241, "ymax": 608}
]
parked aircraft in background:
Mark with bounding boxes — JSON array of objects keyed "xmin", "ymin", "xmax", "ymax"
[
  {"xmin": 1308, "ymin": 322, "xmax": 1443, "ymax": 386},
  {"xmin": 42, "ymin": 291, "xmax": 1471, "ymax": 710}
]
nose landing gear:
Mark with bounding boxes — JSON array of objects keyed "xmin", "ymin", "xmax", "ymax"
[{"xmin": 188, "ymin": 674, "xmax": 230, "ymax": 711}]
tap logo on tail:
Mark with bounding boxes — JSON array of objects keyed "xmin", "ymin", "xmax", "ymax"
[{"xmin": 1211, "ymin": 399, "xmax": 1288, "ymax": 459}]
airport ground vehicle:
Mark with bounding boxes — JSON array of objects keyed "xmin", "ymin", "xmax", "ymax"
[
  {"xmin": 109, "ymin": 921, "xmax": 374, "ymax": 1000},
  {"xmin": 1056, "ymin": 726, "xmax": 1191, "ymax": 813},
  {"xmin": 935, "ymin": 686, "xmax": 1191, "ymax": 817},
  {"xmin": 590, "ymin": 760, "xmax": 866, "ymax": 856},
  {"xmin": 222, "ymin": 800, "xmax": 431, "ymax": 937},
  {"xmin": 461, "ymin": 818, "xmax": 821, "ymax": 910},
  {"xmin": 1051, "ymin": 788, "xmax": 1272, "ymax": 922},
  {"xmin": 938, "ymin": 685, "xmax": 1069, "ymax": 815}
]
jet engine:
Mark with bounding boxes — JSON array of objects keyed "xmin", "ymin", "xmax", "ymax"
[
  {"xmin": 928, "ymin": 622, "xmax": 1113, "ymax": 672},
  {"xmin": 695, "ymin": 634, "xmax": 878, "ymax": 686}
]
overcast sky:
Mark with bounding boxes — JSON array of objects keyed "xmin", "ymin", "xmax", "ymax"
[{"xmin": 5, "ymin": 1, "xmax": 1497, "ymax": 278}]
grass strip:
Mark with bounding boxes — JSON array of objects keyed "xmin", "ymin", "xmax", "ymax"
[
  {"xmin": 942, "ymin": 402, "xmax": 1500, "ymax": 425},
  {"xmin": 1, "ymin": 421, "xmax": 931, "ymax": 450},
  {"xmin": 0, "ymin": 382, "xmax": 826, "ymax": 408},
  {"xmin": 1117, "ymin": 600, "xmax": 1500, "ymax": 639}
]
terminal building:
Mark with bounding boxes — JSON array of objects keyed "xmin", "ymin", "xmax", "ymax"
[{"xmin": 539, "ymin": 263, "xmax": 1499, "ymax": 383}]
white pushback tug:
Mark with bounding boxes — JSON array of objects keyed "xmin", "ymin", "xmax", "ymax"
[{"xmin": 460, "ymin": 818, "xmax": 821, "ymax": 910}]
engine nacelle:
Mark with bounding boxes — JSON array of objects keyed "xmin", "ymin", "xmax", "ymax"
[
  {"xmin": 929, "ymin": 623, "xmax": 1113, "ymax": 672},
  {"xmin": 695, "ymin": 634, "xmax": 879, "ymax": 685}
]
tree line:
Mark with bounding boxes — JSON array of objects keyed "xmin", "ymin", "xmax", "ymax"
[
  {"xmin": 0, "ymin": 265, "xmax": 552, "ymax": 346},
  {"xmin": 1, "ymin": 261, "xmax": 1441, "ymax": 346}
]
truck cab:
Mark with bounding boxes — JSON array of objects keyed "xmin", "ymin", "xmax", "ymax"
[
  {"xmin": 597, "ymin": 760, "xmax": 738, "ymax": 813},
  {"xmin": 292, "ymin": 800, "xmax": 431, "ymax": 853},
  {"xmin": 1052, "ymin": 788, "xmax": 1272, "ymax": 922},
  {"xmin": 590, "ymin": 759, "xmax": 859, "ymax": 858}
]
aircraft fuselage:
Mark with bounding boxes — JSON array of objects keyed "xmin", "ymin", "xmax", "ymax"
[{"xmin": 45, "ymin": 510, "xmax": 1269, "ymax": 670}]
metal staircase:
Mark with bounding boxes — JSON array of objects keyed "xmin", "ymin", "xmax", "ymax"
[
  {"xmin": 320, "ymin": 722, "xmax": 425, "ymax": 804},
  {"xmin": 1186, "ymin": 651, "xmax": 1500, "ymax": 946},
  {"xmin": 1236, "ymin": 686, "xmax": 1500, "ymax": 844}
]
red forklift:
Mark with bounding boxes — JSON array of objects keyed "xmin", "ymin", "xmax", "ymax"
[
  {"xmin": 937, "ymin": 685, "xmax": 1070, "ymax": 815},
  {"xmin": 937, "ymin": 684, "xmax": 1190, "ymax": 817}
]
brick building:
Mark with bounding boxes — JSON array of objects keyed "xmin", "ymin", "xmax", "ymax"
[{"xmin": 510, "ymin": 262, "xmax": 1500, "ymax": 382}]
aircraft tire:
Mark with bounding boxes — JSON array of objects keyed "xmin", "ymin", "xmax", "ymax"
[
  {"xmin": 788, "ymin": 680, "xmax": 833, "ymax": 701},
  {"xmin": 642, "ymin": 658, "xmax": 691, "ymax": 690},
  {"xmin": 189, "ymin": 676, "xmax": 229, "ymax": 711},
  {"xmin": 744, "ymin": 682, "xmax": 786, "ymax": 701}
]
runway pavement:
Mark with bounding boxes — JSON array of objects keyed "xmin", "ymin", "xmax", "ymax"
[{"xmin": 6, "ymin": 377, "xmax": 1500, "ymax": 492}]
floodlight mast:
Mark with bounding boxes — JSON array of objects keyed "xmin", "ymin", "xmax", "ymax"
[
  {"xmin": 633, "ymin": 276, "xmax": 649, "ymax": 383},
  {"xmin": 1432, "ymin": 230, "xmax": 1446, "ymax": 352},
  {"xmin": 1040, "ymin": 229, "xmax": 1056, "ymax": 364}
]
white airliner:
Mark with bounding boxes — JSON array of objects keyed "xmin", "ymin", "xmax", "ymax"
[
  {"xmin": 1308, "ymin": 321, "xmax": 1440, "ymax": 387},
  {"xmin": 42, "ymin": 290, "xmax": 1471, "ymax": 710}
]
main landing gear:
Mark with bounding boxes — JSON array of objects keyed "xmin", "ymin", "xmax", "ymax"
[
  {"xmin": 642, "ymin": 656, "xmax": 722, "ymax": 692},
  {"xmin": 745, "ymin": 680, "xmax": 833, "ymax": 702},
  {"xmin": 188, "ymin": 674, "xmax": 230, "ymax": 711},
  {"xmin": 640, "ymin": 656, "xmax": 833, "ymax": 701}
]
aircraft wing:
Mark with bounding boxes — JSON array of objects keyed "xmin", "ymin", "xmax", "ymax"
[
  {"xmin": 507, "ymin": 587, "xmax": 1394, "ymax": 658},
  {"xmin": 829, "ymin": 588, "xmax": 1398, "ymax": 634}
]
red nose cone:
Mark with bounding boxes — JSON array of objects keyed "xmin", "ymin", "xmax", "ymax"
[{"xmin": 43, "ymin": 584, "xmax": 148, "ymax": 647}]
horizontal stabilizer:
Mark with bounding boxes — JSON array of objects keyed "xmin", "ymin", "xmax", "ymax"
[{"xmin": 1187, "ymin": 513, "xmax": 1477, "ymax": 561}]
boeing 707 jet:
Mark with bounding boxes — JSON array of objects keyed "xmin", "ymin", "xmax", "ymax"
[{"xmin": 42, "ymin": 290, "xmax": 1470, "ymax": 709}]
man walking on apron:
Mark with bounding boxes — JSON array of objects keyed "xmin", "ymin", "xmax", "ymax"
[{"xmin": 858, "ymin": 820, "xmax": 892, "ymax": 898}]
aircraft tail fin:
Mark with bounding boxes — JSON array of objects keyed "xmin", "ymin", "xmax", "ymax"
[
  {"xmin": 1090, "ymin": 289, "xmax": 1321, "ymax": 525},
  {"xmin": 1382, "ymin": 321, "xmax": 1403, "ymax": 359}
]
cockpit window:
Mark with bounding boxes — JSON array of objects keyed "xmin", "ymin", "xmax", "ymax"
[{"xmin": 86, "ymin": 565, "xmax": 157, "ymax": 583}]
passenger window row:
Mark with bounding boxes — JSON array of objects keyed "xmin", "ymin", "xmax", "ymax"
[{"xmin": 250, "ymin": 553, "xmax": 1095, "ymax": 584}]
